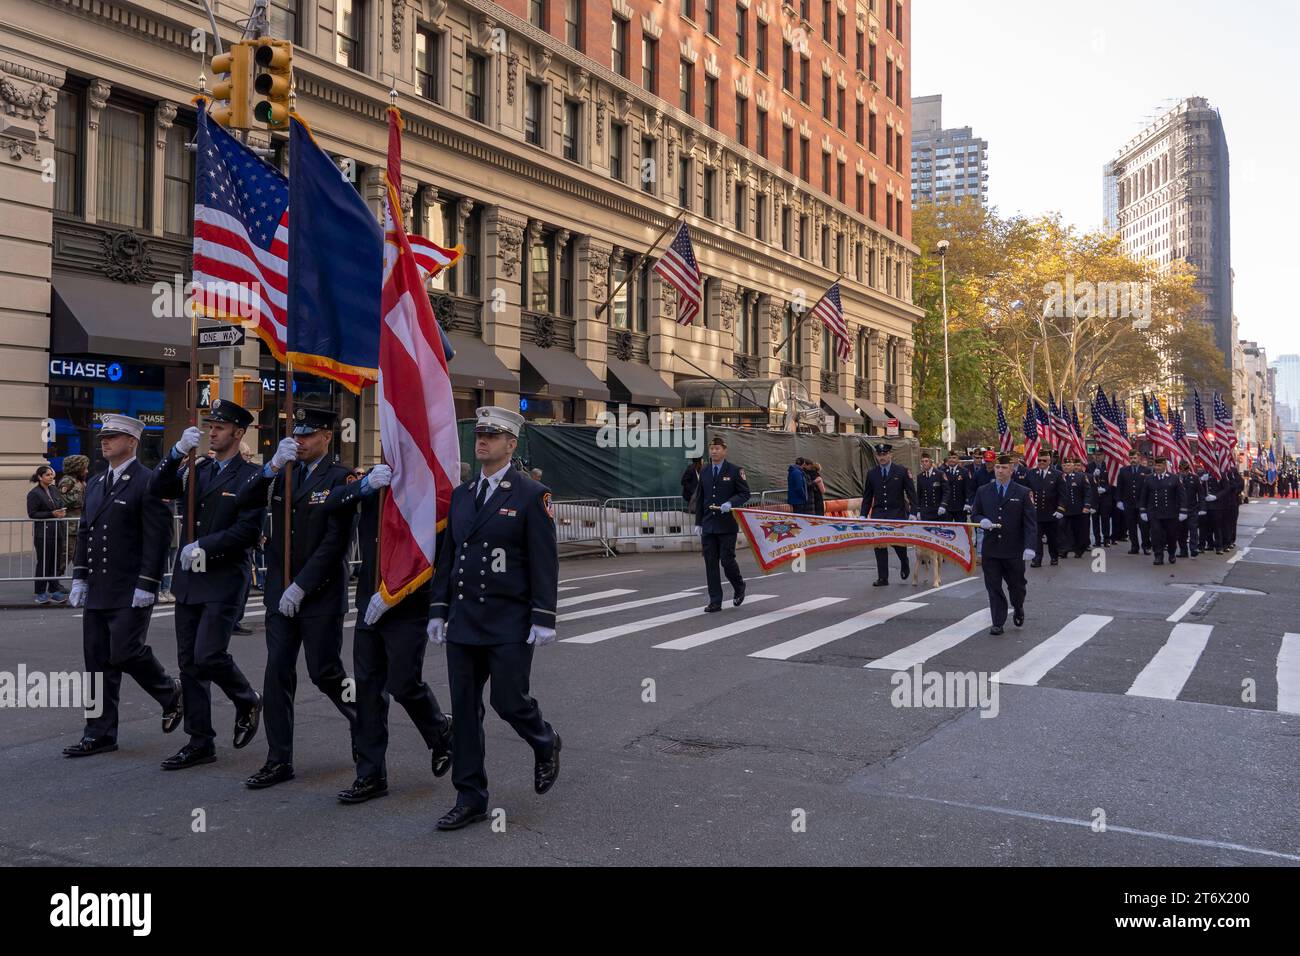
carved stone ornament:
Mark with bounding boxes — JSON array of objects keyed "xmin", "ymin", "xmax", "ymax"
[
  {"xmin": 555, "ymin": 228, "xmax": 571, "ymax": 254},
  {"xmin": 87, "ymin": 79, "xmax": 111, "ymax": 131},
  {"xmin": 392, "ymin": 0, "xmax": 405, "ymax": 52},
  {"xmin": 400, "ymin": 182, "xmax": 417, "ymax": 223},
  {"xmin": 456, "ymin": 196, "xmax": 474, "ymax": 227},
  {"xmin": 767, "ymin": 300, "xmax": 784, "ymax": 337},
  {"xmin": 661, "ymin": 285, "xmax": 677, "ymax": 320},
  {"xmin": 530, "ymin": 44, "xmax": 553, "ymax": 78},
  {"xmin": 425, "ymin": 0, "xmax": 449, "ymax": 26},
  {"xmin": 100, "ymin": 230, "xmax": 153, "ymax": 283},
  {"xmin": 432, "ymin": 293, "xmax": 457, "ymax": 329},
  {"xmin": 506, "ymin": 51, "xmax": 519, "ymax": 105},
  {"xmin": 666, "ymin": 126, "xmax": 677, "ymax": 163},
  {"xmin": 497, "ymin": 219, "xmax": 525, "ymax": 278},
  {"xmin": 0, "ymin": 76, "xmax": 59, "ymax": 138},
  {"xmin": 1, "ymin": 133, "xmax": 40, "ymax": 161},
  {"xmin": 595, "ymin": 99, "xmax": 607, "ymax": 145},
  {"xmin": 476, "ymin": 15, "xmax": 498, "ymax": 48},
  {"xmin": 588, "ymin": 248, "xmax": 610, "ymax": 302},
  {"xmin": 533, "ymin": 312, "xmax": 557, "ymax": 349},
  {"xmin": 154, "ymin": 101, "xmax": 177, "ymax": 150},
  {"xmin": 613, "ymin": 330, "xmax": 634, "ymax": 362},
  {"xmin": 719, "ymin": 290, "xmax": 737, "ymax": 331}
]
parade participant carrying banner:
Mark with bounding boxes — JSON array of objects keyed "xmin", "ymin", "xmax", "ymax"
[{"xmin": 733, "ymin": 508, "xmax": 980, "ymax": 574}]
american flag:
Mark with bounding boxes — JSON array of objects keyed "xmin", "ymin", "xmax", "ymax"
[
  {"xmin": 1022, "ymin": 400, "xmax": 1040, "ymax": 465},
  {"xmin": 1171, "ymin": 409, "xmax": 1194, "ymax": 471},
  {"xmin": 1143, "ymin": 394, "xmax": 1178, "ymax": 463},
  {"xmin": 996, "ymin": 399, "xmax": 1015, "ymax": 453},
  {"xmin": 1109, "ymin": 391, "xmax": 1128, "ymax": 442},
  {"xmin": 654, "ymin": 222, "xmax": 703, "ymax": 326},
  {"xmin": 1092, "ymin": 387, "xmax": 1127, "ymax": 485},
  {"xmin": 1035, "ymin": 401, "xmax": 1054, "ymax": 453},
  {"xmin": 1193, "ymin": 390, "xmax": 1220, "ymax": 477},
  {"xmin": 191, "ymin": 104, "xmax": 288, "ymax": 357},
  {"xmin": 1213, "ymin": 391, "xmax": 1236, "ymax": 474},
  {"xmin": 1049, "ymin": 394, "xmax": 1084, "ymax": 460},
  {"xmin": 810, "ymin": 282, "xmax": 852, "ymax": 361},
  {"xmin": 1070, "ymin": 405, "xmax": 1087, "ymax": 455}
]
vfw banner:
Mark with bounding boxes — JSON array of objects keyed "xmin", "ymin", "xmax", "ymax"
[{"xmin": 734, "ymin": 509, "xmax": 978, "ymax": 573}]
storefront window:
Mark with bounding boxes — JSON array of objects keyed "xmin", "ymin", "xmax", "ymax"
[
  {"xmin": 47, "ymin": 360, "xmax": 168, "ymax": 472},
  {"xmin": 256, "ymin": 346, "xmax": 360, "ymax": 468},
  {"xmin": 520, "ymin": 396, "xmax": 575, "ymax": 423}
]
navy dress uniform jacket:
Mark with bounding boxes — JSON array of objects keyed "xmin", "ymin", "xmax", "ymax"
[
  {"xmin": 862, "ymin": 464, "xmax": 917, "ymax": 519},
  {"xmin": 695, "ymin": 461, "xmax": 751, "ymax": 533},
  {"xmin": 1140, "ymin": 473, "xmax": 1187, "ymax": 519},
  {"xmin": 970, "ymin": 480, "xmax": 1038, "ymax": 559},
  {"xmin": 968, "ymin": 466, "xmax": 996, "ymax": 506},
  {"xmin": 431, "ymin": 471, "xmax": 558, "ymax": 644},
  {"xmin": 323, "ymin": 478, "xmax": 432, "ymax": 620},
  {"xmin": 72, "ymin": 460, "xmax": 173, "ymax": 610},
  {"xmin": 1055, "ymin": 473, "xmax": 1097, "ymax": 516},
  {"xmin": 1024, "ymin": 468, "xmax": 1062, "ymax": 519},
  {"xmin": 914, "ymin": 469, "xmax": 949, "ymax": 519},
  {"xmin": 1116, "ymin": 465, "xmax": 1150, "ymax": 509},
  {"xmin": 149, "ymin": 455, "xmax": 262, "ymax": 605},
  {"xmin": 237, "ymin": 460, "xmax": 355, "ymax": 619}
]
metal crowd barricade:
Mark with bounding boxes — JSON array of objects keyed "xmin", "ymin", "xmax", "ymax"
[
  {"xmin": 552, "ymin": 498, "xmax": 614, "ymax": 557},
  {"xmin": 1, "ymin": 516, "xmax": 80, "ymax": 582},
  {"xmin": 600, "ymin": 496, "xmax": 697, "ymax": 550},
  {"xmin": 759, "ymin": 489, "xmax": 789, "ymax": 508}
]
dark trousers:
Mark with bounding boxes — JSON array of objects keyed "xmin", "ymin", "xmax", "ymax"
[
  {"xmin": 981, "ymin": 556, "xmax": 1026, "ymax": 627},
  {"xmin": 1091, "ymin": 498, "xmax": 1114, "ymax": 545},
  {"xmin": 82, "ymin": 606, "xmax": 175, "ymax": 741},
  {"xmin": 1227, "ymin": 502, "xmax": 1240, "ymax": 544},
  {"xmin": 1178, "ymin": 515, "xmax": 1199, "ymax": 555},
  {"xmin": 1058, "ymin": 514, "xmax": 1089, "ymax": 555},
  {"xmin": 1214, "ymin": 509, "xmax": 1232, "ymax": 550},
  {"xmin": 353, "ymin": 614, "xmax": 446, "ymax": 780},
  {"xmin": 1123, "ymin": 507, "xmax": 1149, "ymax": 550},
  {"xmin": 263, "ymin": 610, "xmax": 357, "ymax": 764},
  {"xmin": 174, "ymin": 601, "xmax": 258, "ymax": 749},
  {"xmin": 234, "ymin": 559, "xmax": 252, "ymax": 625},
  {"xmin": 444, "ymin": 640, "xmax": 555, "ymax": 812},
  {"xmin": 1150, "ymin": 517, "xmax": 1180, "ymax": 558},
  {"xmin": 1199, "ymin": 512, "xmax": 1219, "ymax": 551},
  {"xmin": 873, "ymin": 545, "xmax": 910, "ymax": 581},
  {"xmin": 702, "ymin": 531, "xmax": 745, "ymax": 604},
  {"xmin": 33, "ymin": 532, "xmax": 66, "ymax": 594},
  {"xmin": 1031, "ymin": 516, "xmax": 1059, "ymax": 562}
]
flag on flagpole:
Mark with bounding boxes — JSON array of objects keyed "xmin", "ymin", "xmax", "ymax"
[
  {"xmin": 1171, "ymin": 409, "xmax": 1193, "ymax": 471},
  {"xmin": 1212, "ymin": 391, "xmax": 1236, "ymax": 475},
  {"xmin": 653, "ymin": 222, "xmax": 703, "ymax": 326},
  {"xmin": 1035, "ymin": 401, "xmax": 1054, "ymax": 453},
  {"xmin": 375, "ymin": 105, "xmax": 463, "ymax": 606},
  {"xmin": 1193, "ymin": 390, "xmax": 1220, "ymax": 478},
  {"xmin": 1022, "ymin": 400, "xmax": 1040, "ymax": 465},
  {"xmin": 1092, "ymin": 387, "xmax": 1127, "ymax": 486},
  {"xmin": 810, "ymin": 281, "xmax": 852, "ymax": 361},
  {"xmin": 995, "ymin": 399, "xmax": 1015, "ymax": 453}
]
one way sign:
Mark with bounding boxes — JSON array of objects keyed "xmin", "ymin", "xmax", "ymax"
[{"xmin": 197, "ymin": 324, "xmax": 247, "ymax": 348}]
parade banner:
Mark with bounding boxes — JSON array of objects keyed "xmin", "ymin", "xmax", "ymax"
[{"xmin": 734, "ymin": 508, "xmax": 978, "ymax": 573}]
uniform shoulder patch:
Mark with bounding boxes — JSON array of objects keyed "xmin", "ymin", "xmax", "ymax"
[{"xmin": 542, "ymin": 491, "xmax": 554, "ymax": 519}]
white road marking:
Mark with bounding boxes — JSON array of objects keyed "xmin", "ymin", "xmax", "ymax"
[
  {"xmin": 1166, "ymin": 590, "xmax": 1206, "ymax": 623},
  {"xmin": 654, "ymin": 597, "xmax": 848, "ymax": 651},
  {"xmin": 865, "ymin": 608, "xmax": 993, "ymax": 671},
  {"xmin": 1126, "ymin": 623, "xmax": 1213, "ymax": 700},
  {"xmin": 1277, "ymin": 634, "xmax": 1300, "ymax": 716},
  {"xmin": 750, "ymin": 601, "xmax": 925, "ymax": 660},
  {"xmin": 993, "ymin": 615, "xmax": 1112, "ymax": 686},
  {"xmin": 556, "ymin": 588, "xmax": 636, "ymax": 608},
  {"xmin": 558, "ymin": 570, "xmax": 642, "ymax": 584},
  {"xmin": 557, "ymin": 590, "xmax": 699, "ymax": 623},
  {"xmin": 1226, "ymin": 547, "xmax": 1250, "ymax": 564},
  {"xmin": 557, "ymin": 586, "xmax": 580, "ymax": 592},
  {"xmin": 563, "ymin": 595, "xmax": 777, "ymax": 645},
  {"xmin": 910, "ymin": 576, "xmax": 979, "ymax": 600}
]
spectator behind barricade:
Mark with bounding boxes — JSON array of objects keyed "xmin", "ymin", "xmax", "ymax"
[
  {"xmin": 157, "ymin": 496, "xmax": 179, "ymax": 603},
  {"xmin": 460, "ymin": 461, "xmax": 472, "ymax": 484},
  {"xmin": 57, "ymin": 454, "xmax": 89, "ymax": 575},
  {"xmin": 787, "ymin": 457, "xmax": 811, "ymax": 514},
  {"xmin": 682, "ymin": 456, "xmax": 703, "ymax": 509},
  {"xmin": 28, "ymin": 464, "xmax": 68, "ymax": 605},
  {"xmin": 805, "ymin": 461, "xmax": 827, "ymax": 516},
  {"xmin": 530, "ymin": 467, "xmax": 544, "ymax": 482}
]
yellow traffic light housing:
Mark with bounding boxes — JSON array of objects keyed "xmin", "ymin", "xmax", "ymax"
[
  {"xmin": 253, "ymin": 39, "xmax": 293, "ymax": 129},
  {"xmin": 210, "ymin": 41, "xmax": 253, "ymax": 129}
]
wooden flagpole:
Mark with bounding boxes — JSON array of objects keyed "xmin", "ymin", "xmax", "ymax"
[
  {"xmin": 595, "ymin": 209, "xmax": 686, "ymax": 319},
  {"xmin": 282, "ymin": 358, "xmax": 294, "ymax": 586},
  {"xmin": 772, "ymin": 272, "xmax": 846, "ymax": 357},
  {"xmin": 185, "ymin": 295, "xmax": 199, "ymax": 544}
]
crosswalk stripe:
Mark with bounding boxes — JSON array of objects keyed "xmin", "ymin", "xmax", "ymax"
[
  {"xmin": 749, "ymin": 601, "xmax": 925, "ymax": 660},
  {"xmin": 1126, "ymin": 623, "xmax": 1213, "ymax": 700},
  {"xmin": 1166, "ymin": 591, "xmax": 1205, "ymax": 623},
  {"xmin": 654, "ymin": 597, "xmax": 848, "ymax": 651},
  {"xmin": 556, "ymin": 588, "xmax": 636, "ymax": 608},
  {"xmin": 557, "ymin": 590, "xmax": 699, "ymax": 623},
  {"xmin": 563, "ymin": 595, "xmax": 778, "ymax": 645},
  {"xmin": 992, "ymin": 614, "xmax": 1112, "ymax": 686},
  {"xmin": 558, "ymin": 570, "xmax": 642, "ymax": 583},
  {"xmin": 557, "ymin": 586, "xmax": 580, "ymax": 592},
  {"xmin": 864, "ymin": 608, "xmax": 992, "ymax": 671},
  {"xmin": 1277, "ymin": 634, "xmax": 1300, "ymax": 715}
]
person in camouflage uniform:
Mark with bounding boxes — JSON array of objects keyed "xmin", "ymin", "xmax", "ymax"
[{"xmin": 58, "ymin": 455, "xmax": 90, "ymax": 576}]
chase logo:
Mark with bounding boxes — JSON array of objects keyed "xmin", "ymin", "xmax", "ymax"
[{"xmin": 106, "ymin": 362, "xmax": 123, "ymax": 382}]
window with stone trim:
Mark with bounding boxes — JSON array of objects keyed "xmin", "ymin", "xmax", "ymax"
[
  {"xmin": 54, "ymin": 88, "xmax": 82, "ymax": 217},
  {"xmin": 336, "ymin": 0, "xmax": 365, "ymax": 71},
  {"xmin": 416, "ymin": 27, "xmax": 443, "ymax": 103},
  {"xmin": 465, "ymin": 51, "xmax": 487, "ymax": 123}
]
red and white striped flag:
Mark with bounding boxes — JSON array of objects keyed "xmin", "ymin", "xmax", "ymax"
[
  {"xmin": 1213, "ymin": 391, "xmax": 1237, "ymax": 475},
  {"xmin": 996, "ymin": 399, "xmax": 1015, "ymax": 454},
  {"xmin": 810, "ymin": 281, "xmax": 852, "ymax": 361},
  {"xmin": 654, "ymin": 222, "xmax": 703, "ymax": 326},
  {"xmin": 376, "ymin": 106, "xmax": 462, "ymax": 605}
]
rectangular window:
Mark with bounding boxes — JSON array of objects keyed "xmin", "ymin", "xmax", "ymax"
[
  {"xmin": 869, "ymin": 41, "xmax": 876, "ymax": 82},
  {"xmin": 869, "ymin": 181, "xmax": 876, "ymax": 220},
  {"xmin": 563, "ymin": 99, "xmax": 581, "ymax": 161},
  {"xmin": 703, "ymin": 167, "xmax": 716, "ymax": 219},
  {"xmin": 560, "ymin": 245, "xmax": 574, "ymax": 315},
  {"xmin": 755, "ymin": 107, "xmax": 767, "ymax": 157},
  {"xmin": 530, "ymin": 0, "xmax": 546, "ymax": 29},
  {"xmin": 756, "ymin": 20, "xmax": 768, "ymax": 72},
  {"xmin": 642, "ymin": 36, "xmax": 658, "ymax": 92},
  {"xmin": 612, "ymin": 256, "xmax": 631, "ymax": 329},
  {"xmin": 886, "ymin": 0, "xmax": 893, "ymax": 32},
  {"xmin": 336, "ymin": 0, "xmax": 364, "ymax": 70},
  {"xmin": 837, "ymin": 159, "xmax": 845, "ymax": 203},
  {"xmin": 736, "ymin": 4, "xmax": 748, "ymax": 58},
  {"xmin": 836, "ymin": 87, "xmax": 845, "ymax": 130},
  {"xmin": 820, "ymin": 224, "xmax": 829, "ymax": 266},
  {"xmin": 566, "ymin": 0, "xmax": 583, "ymax": 49},
  {"xmin": 755, "ymin": 192, "xmax": 767, "ymax": 241},
  {"xmin": 895, "ymin": 65, "xmax": 903, "ymax": 104},
  {"xmin": 678, "ymin": 156, "xmax": 692, "ymax": 208},
  {"xmin": 798, "ymin": 214, "xmax": 808, "ymax": 258},
  {"xmin": 868, "ymin": 111, "xmax": 877, "ymax": 153},
  {"xmin": 641, "ymin": 136, "xmax": 655, "ymax": 193},
  {"xmin": 54, "ymin": 89, "xmax": 81, "ymax": 216},
  {"xmin": 734, "ymin": 183, "xmax": 745, "ymax": 231},
  {"xmin": 885, "ymin": 128, "xmax": 893, "ymax": 167},
  {"xmin": 163, "ymin": 121, "xmax": 194, "ymax": 237},
  {"xmin": 868, "ymin": 247, "xmax": 877, "ymax": 288},
  {"xmin": 886, "ymin": 196, "xmax": 893, "ymax": 231},
  {"xmin": 460, "ymin": 209, "xmax": 481, "ymax": 298},
  {"xmin": 705, "ymin": 0, "xmax": 717, "ymax": 34},
  {"xmin": 782, "ymin": 42, "xmax": 793, "ymax": 91},
  {"xmin": 837, "ymin": 12, "xmax": 846, "ymax": 54},
  {"xmin": 416, "ymin": 28, "xmax": 441, "ymax": 102},
  {"xmin": 822, "ymin": 0, "xmax": 831, "ymax": 40},
  {"xmin": 781, "ymin": 207, "xmax": 791, "ymax": 251},
  {"xmin": 96, "ymin": 103, "xmax": 147, "ymax": 228},
  {"xmin": 705, "ymin": 76, "xmax": 717, "ymax": 128},
  {"xmin": 683, "ymin": 0, "xmax": 695, "ymax": 18},
  {"xmin": 799, "ymin": 58, "xmax": 809, "ymax": 103},
  {"xmin": 524, "ymin": 81, "xmax": 544, "ymax": 146},
  {"xmin": 895, "ymin": 131, "xmax": 903, "ymax": 169},
  {"xmin": 822, "ymin": 75, "xmax": 831, "ymax": 120},
  {"xmin": 782, "ymin": 126, "xmax": 792, "ymax": 171},
  {"xmin": 610, "ymin": 121, "xmax": 626, "ymax": 181},
  {"xmin": 855, "ymin": 172, "xmax": 864, "ymax": 213},
  {"xmin": 465, "ymin": 52, "xmax": 487, "ymax": 122},
  {"xmin": 799, "ymin": 137, "xmax": 809, "ymax": 181},
  {"xmin": 735, "ymin": 95, "xmax": 747, "ymax": 146},
  {"xmin": 855, "ymin": 29, "xmax": 864, "ymax": 70},
  {"xmin": 611, "ymin": 15, "xmax": 628, "ymax": 76},
  {"xmin": 269, "ymin": 0, "xmax": 300, "ymax": 43},
  {"xmin": 896, "ymin": 197, "xmax": 903, "ymax": 234},
  {"xmin": 530, "ymin": 236, "xmax": 551, "ymax": 313},
  {"xmin": 680, "ymin": 59, "xmax": 693, "ymax": 112},
  {"xmin": 855, "ymin": 101, "xmax": 864, "ymax": 144},
  {"xmin": 822, "ymin": 152, "xmax": 831, "ymax": 193}
]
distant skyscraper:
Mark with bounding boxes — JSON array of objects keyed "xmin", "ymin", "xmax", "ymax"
[
  {"xmin": 910, "ymin": 94, "xmax": 988, "ymax": 206},
  {"xmin": 1101, "ymin": 161, "xmax": 1118, "ymax": 235},
  {"xmin": 1272, "ymin": 354, "xmax": 1300, "ymax": 424}
]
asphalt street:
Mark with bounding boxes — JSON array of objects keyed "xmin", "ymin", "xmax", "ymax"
[{"xmin": 1, "ymin": 499, "xmax": 1297, "ymax": 866}]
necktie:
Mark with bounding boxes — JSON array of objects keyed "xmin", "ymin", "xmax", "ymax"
[
  {"xmin": 713, "ymin": 465, "xmax": 720, "ymax": 479},
  {"xmin": 882, "ymin": 466, "xmax": 888, "ymax": 479},
  {"xmin": 474, "ymin": 478, "xmax": 489, "ymax": 512},
  {"xmin": 999, "ymin": 483, "xmax": 1006, "ymax": 499}
]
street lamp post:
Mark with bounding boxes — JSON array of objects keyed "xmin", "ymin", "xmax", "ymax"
[{"xmin": 937, "ymin": 239, "xmax": 952, "ymax": 450}]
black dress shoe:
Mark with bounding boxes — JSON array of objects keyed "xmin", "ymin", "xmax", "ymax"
[
  {"xmin": 1128, "ymin": 548, "xmax": 1140, "ymax": 555},
  {"xmin": 1049, "ymin": 557, "xmax": 1059, "ymax": 566},
  {"xmin": 161, "ymin": 678, "xmax": 183, "ymax": 734},
  {"xmin": 1074, "ymin": 551, "xmax": 1085, "ymax": 558},
  {"xmin": 161, "ymin": 744, "xmax": 216, "ymax": 771},
  {"xmin": 534, "ymin": 733, "xmax": 561, "ymax": 795},
  {"xmin": 899, "ymin": 563, "xmax": 911, "ymax": 581},
  {"xmin": 1153, "ymin": 558, "xmax": 1164, "ymax": 566},
  {"xmin": 1029, "ymin": 560, "xmax": 1041, "ymax": 568},
  {"xmin": 703, "ymin": 603, "xmax": 722, "ymax": 613},
  {"xmin": 232, "ymin": 623, "xmax": 253, "ymax": 635},
  {"xmin": 733, "ymin": 585, "xmax": 746, "ymax": 607},
  {"xmin": 989, "ymin": 625, "xmax": 1005, "ymax": 636},
  {"xmin": 1169, "ymin": 555, "xmax": 1176, "ymax": 564},
  {"xmin": 63, "ymin": 736, "xmax": 117, "ymax": 758},
  {"xmin": 233, "ymin": 692, "xmax": 262, "ymax": 750},
  {"xmin": 1013, "ymin": 608, "xmax": 1024, "ymax": 627},
  {"xmin": 338, "ymin": 776, "xmax": 389, "ymax": 804},
  {"xmin": 872, "ymin": 578, "xmax": 889, "ymax": 587},
  {"xmin": 436, "ymin": 804, "xmax": 488, "ymax": 831},
  {"xmin": 244, "ymin": 761, "xmax": 294, "ymax": 789},
  {"xmin": 431, "ymin": 715, "xmax": 453, "ymax": 778},
  {"xmin": 1142, "ymin": 548, "xmax": 1152, "ymax": 555}
]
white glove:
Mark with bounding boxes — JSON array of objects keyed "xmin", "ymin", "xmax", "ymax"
[
  {"xmin": 174, "ymin": 426, "xmax": 202, "ymax": 457},
  {"xmin": 1140, "ymin": 512, "xmax": 1148, "ymax": 522},
  {"xmin": 1099, "ymin": 486, "xmax": 1108, "ymax": 493},
  {"xmin": 1083, "ymin": 507, "xmax": 1092, "ymax": 514},
  {"xmin": 278, "ymin": 581, "xmax": 304, "ymax": 617},
  {"xmin": 527, "ymin": 625, "xmax": 557, "ymax": 647},
  {"xmin": 427, "ymin": 618, "xmax": 446, "ymax": 645},
  {"xmin": 719, "ymin": 501, "xmax": 732, "ymax": 513},
  {"xmin": 363, "ymin": 591, "xmax": 391, "ymax": 626},
  {"xmin": 270, "ymin": 437, "xmax": 300, "ymax": 470},
  {"xmin": 1198, "ymin": 510, "xmax": 1207, "ymax": 516},
  {"xmin": 131, "ymin": 588, "xmax": 156, "ymax": 608},
  {"xmin": 1205, "ymin": 494, "xmax": 1217, "ymax": 502},
  {"xmin": 978, "ymin": 518, "xmax": 994, "ymax": 531},
  {"xmin": 694, "ymin": 526, "xmax": 703, "ymax": 537},
  {"xmin": 964, "ymin": 504, "xmax": 972, "ymax": 513},
  {"xmin": 178, "ymin": 542, "xmax": 201, "ymax": 571},
  {"xmin": 366, "ymin": 464, "xmax": 392, "ymax": 489},
  {"xmin": 909, "ymin": 513, "xmax": 920, "ymax": 521},
  {"xmin": 1022, "ymin": 549, "xmax": 1035, "ymax": 561},
  {"xmin": 1178, "ymin": 513, "xmax": 1187, "ymax": 522},
  {"xmin": 68, "ymin": 580, "xmax": 88, "ymax": 608},
  {"xmin": 937, "ymin": 506, "xmax": 947, "ymax": 515},
  {"xmin": 1117, "ymin": 501, "xmax": 1125, "ymax": 511}
]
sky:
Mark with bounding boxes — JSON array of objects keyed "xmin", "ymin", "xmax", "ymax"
[{"xmin": 911, "ymin": 0, "xmax": 1298, "ymax": 361}]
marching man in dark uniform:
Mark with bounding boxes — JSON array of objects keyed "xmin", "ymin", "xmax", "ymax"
[
  {"xmin": 915, "ymin": 453, "xmax": 949, "ymax": 520},
  {"xmin": 694, "ymin": 434, "xmax": 751, "ymax": 611},
  {"xmin": 1224, "ymin": 464, "xmax": 1244, "ymax": 548},
  {"xmin": 1023, "ymin": 451, "xmax": 1062, "ymax": 567},
  {"xmin": 943, "ymin": 451, "xmax": 973, "ymax": 516},
  {"xmin": 1176, "ymin": 459, "xmax": 1203, "ymax": 558},
  {"xmin": 1054, "ymin": 457, "xmax": 1096, "ymax": 558},
  {"xmin": 64, "ymin": 414, "xmax": 183, "ymax": 757},
  {"xmin": 428, "ymin": 407, "xmax": 561, "ymax": 831},
  {"xmin": 323, "ymin": 462, "xmax": 454, "ymax": 804},
  {"xmin": 1086, "ymin": 451, "xmax": 1115, "ymax": 547},
  {"xmin": 971, "ymin": 453, "xmax": 1037, "ymax": 636},
  {"xmin": 1199, "ymin": 463, "xmax": 1226, "ymax": 554},
  {"xmin": 149, "ymin": 399, "xmax": 264, "ymax": 770},
  {"xmin": 239, "ymin": 406, "xmax": 359, "ymax": 790},
  {"xmin": 862, "ymin": 443, "xmax": 917, "ymax": 585},
  {"xmin": 1139, "ymin": 456, "xmax": 1188, "ymax": 565},
  {"xmin": 1116, "ymin": 450, "xmax": 1150, "ymax": 554}
]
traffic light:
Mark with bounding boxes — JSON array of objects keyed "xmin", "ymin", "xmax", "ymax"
[
  {"xmin": 210, "ymin": 41, "xmax": 253, "ymax": 129},
  {"xmin": 253, "ymin": 39, "xmax": 292, "ymax": 129}
]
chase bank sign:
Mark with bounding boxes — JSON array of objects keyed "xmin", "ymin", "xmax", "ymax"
[{"xmin": 49, "ymin": 359, "xmax": 125, "ymax": 382}]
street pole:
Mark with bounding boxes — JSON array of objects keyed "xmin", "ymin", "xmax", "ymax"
[{"xmin": 939, "ymin": 245, "xmax": 952, "ymax": 451}]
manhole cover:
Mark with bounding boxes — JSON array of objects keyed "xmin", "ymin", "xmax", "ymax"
[
  {"xmin": 1169, "ymin": 583, "xmax": 1267, "ymax": 596},
  {"xmin": 658, "ymin": 739, "xmax": 734, "ymax": 758}
]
